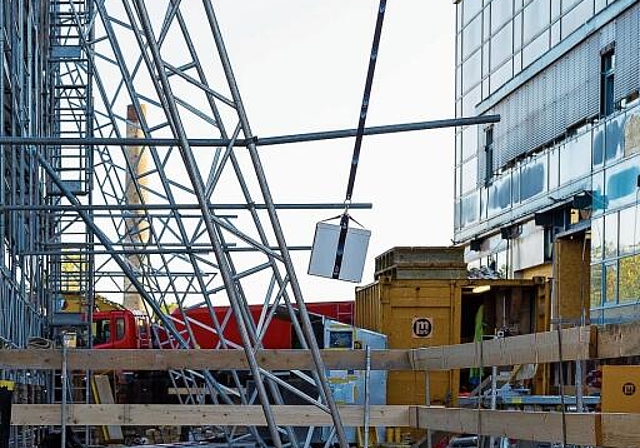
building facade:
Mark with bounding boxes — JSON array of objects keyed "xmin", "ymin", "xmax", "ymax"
[{"xmin": 454, "ymin": 0, "xmax": 640, "ymax": 323}]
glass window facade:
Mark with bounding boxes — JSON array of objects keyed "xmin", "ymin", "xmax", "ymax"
[
  {"xmin": 454, "ymin": 0, "xmax": 627, "ymax": 196},
  {"xmin": 455, "ymin": 0, "xmax": 640, "ymax": 316}
]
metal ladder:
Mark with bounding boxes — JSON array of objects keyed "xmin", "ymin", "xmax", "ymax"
[
  {"xmin": 46, "ymin": 2, "xmax": 95, "ymax": 442},
  {"xmin": 47, "ymin": 0, "xmax": 94, "ymax": 307}
]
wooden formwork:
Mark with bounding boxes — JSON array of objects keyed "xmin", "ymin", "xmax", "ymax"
[{"xmin": 4, "ymin": 322, "xmax": 640, "ymax": 446}]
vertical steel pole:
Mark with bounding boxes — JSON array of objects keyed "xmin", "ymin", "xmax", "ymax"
[
  {"xmin": 489, "ymin": 365, "xmax": 498, "ymax": 448},
  {"xmin": 0, "ymin": 0, "xmax": 5, "ymax": 273},
  {"xmin": 425, "ymin": 371, "xmax": 432, "ymax": 448},
  {"xmin": 61, "ymin": 344, "xmax": 68, "ymax": 448},
  {"xmin": 364, "ymin": 345, "xmax": 371, "ymax": 448},
  {"xmin": 575, "ymin": 359, "xmax": 584, "ymax": 412}
]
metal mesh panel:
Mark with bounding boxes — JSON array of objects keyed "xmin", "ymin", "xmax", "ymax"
[
  {"xmin": 492, "ymin": 32, "xmax": 601, "ymax": 168},
  {"xmin": 614, "ymin": 4, "xmax": 640, "ymax": 103}
]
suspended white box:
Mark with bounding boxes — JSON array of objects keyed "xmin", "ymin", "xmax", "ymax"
[{"xmin": 308, "ymin": 221, "xmax": 371, "ymax": 283}]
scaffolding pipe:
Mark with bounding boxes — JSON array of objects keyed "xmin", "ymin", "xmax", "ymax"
[{"xmin": 0, "ymin": 114, "xmax": 500, "ymax": 147}]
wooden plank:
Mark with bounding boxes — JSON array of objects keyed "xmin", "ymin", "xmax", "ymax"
[
  {"xmin": 0, "ymin": 349, "xmax": 412, "ymax": 371},
  {"xmin": 91, "ymin": 375, "xmax": 124, "ymax": 442},
  {"xmin": 10, "ymin": 404, "xmax": 410, "ymax": 427},
  {"xmin": 555, "ymin": 237, "xmax": 591, "ymax": 323},
  {"xmin": 410, "ymin": 326, "xmax": 595, "ymax": 370},
  {"xmin": 14, "ymin": 403, "xmax": 639, "ymax": 446},
  {"xmin": 411, "ymin": 407, "xmax": 599, "ymax": 446},
  {"xmin": 601, "ymin": 413, "xmax": 640, "ymax": 447},
  {"xmin": 597, "ymin": 322, "xmax": 640, "ymax": 359},
  {"xmin": 5, "ymin": 322, "xmax": 640, "ymax": 372}
]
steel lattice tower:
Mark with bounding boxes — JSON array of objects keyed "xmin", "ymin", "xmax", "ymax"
[{"xmin": 42, "ymin": 1, "xmax": 351, "ymax": 446}]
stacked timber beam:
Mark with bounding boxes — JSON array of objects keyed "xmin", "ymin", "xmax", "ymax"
[
  {"xmin": 3, "ymin": 322, "xmax": 636, "ymax": 371},
  {"xmin": 4, "ymin": 322, "xmax": 640, "ymax": 447},
  {"xmin": 7, "ymin": 405, "xmax": 640, "ymax": 446}
]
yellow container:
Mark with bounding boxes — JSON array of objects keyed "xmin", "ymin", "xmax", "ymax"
[
  {"xmin": 602, "ymin": 365, "xmax": 640, "ymax": 413},
  {"xmin": 356, "ymin": 277, "xmax": 550, "ymax": 407},
  {"xmin": 356, "ymin": 278, "xmax": 461, "ymax": 407}
]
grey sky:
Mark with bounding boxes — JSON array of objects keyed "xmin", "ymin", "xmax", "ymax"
[{"xmin": 208, "ymin": 2, "xmax": 456, "ymax": 299}]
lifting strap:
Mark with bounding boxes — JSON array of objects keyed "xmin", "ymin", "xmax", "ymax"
[{"xmin": 333, "ymin": 0, "xmax": 387, "ymax": 278}]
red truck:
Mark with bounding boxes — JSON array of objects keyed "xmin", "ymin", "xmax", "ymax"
[{"xmin": 91, "ymin": 301, "xmax": 354, "ymax": 349}]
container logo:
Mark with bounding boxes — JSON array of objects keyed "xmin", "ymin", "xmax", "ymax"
[
  {"xmin": 623, "ymin": 382, "xmax": 636, "ymax": 396},
  {"xmin": 412, "ymin": 317, "xmax": 433, "ymax": 338}
]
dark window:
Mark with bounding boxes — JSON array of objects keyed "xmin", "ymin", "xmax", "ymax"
[
  {"xmin": 600, "ymin": 49, "xmax": 615, "ymax": 117},
  {"xmin": 115, "ymin": 318, "xmax": 126, "ymax": 341},
  {"xmin": 94, "ymin": 319, "xmax": 111, "ymax": 345},
  {"xmin": 138, "ymin": 318, "xmax": 147, "ymax": 338},
  {"xmin": 328, "ymin": 331, "xmax": 353, "ymax": 349},
  {"xmin": 484, "ymin": 126, "xmax": 494, "ymax": 185}
]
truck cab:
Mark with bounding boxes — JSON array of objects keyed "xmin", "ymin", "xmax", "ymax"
[{"xmin": 93, "ymin": 309, "xmax": 151, "ymax": 349}]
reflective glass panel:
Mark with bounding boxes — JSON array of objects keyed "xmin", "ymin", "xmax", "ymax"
[
  {"xmin": 520, "ymin": 155, "xmax": 547, "ymax": 200},
  {"xmin": 491, "ymin": 0, "xmax": 513, "ymax": 33},
  {"xmin": 461, "ymin": 191, "xmax": 480, "ymax": 226},
  {"xmin": 462, "ymin": 158, "xmax": 479, "ymax": 194},
  {"xmin": 490, "ymin": 62, "xmax": 513, "ymax": 94},
  {"xmin": 463, "ymin": 0, "xmax": 483, "ymax": 26},
  {"xmin": 548, "ymin": 145, "xmax": 559, "ymax": 190},
  {"xmin": 619, "ymin": 255, "xmax": 640, "ymax": 303},
  {"xmin": 623, "ymin": 111, "xmax": 640, "ymax": 158},
  {"xmin": 605, "ymin": 114, "xmax": 625, "ymax": 163},
  {"xmin": 592, "ymin": 170, "xmax": 606, "ymax": 214},
  {"xmin": 605, "ymin": 158, "xmax": 640, "ymax": 210},
  {"xmin": 604, "ymin": 212, "xmax": 618, "ymax": 259},
  {"xmin": 463, "ymin": 14, "xmax": 483, "ymax": 59},
  {"xmin": 560, "ymin": 132, "xmax": 591, "ymax": 185},
  {"xmin": 487, "ymin": 173, "xmax": 512, "ymax": 216},
  {"xmin": 462, "ymin": 85, "xmax": 482, "ymax": 115},
  {"xmin": 522, "ymin": 31, "xmax": 549, "ymax": 68},
  {"xmin": 551, "ymin": 0, "xmax": 561, "ymax": 19},
  {"xmin": 591, "ymin": 216, "xmax": 604, "ymax": 262},
  {"xmin": 593, "ymin": 123, "xmax": 604, "ymax": 167},
  {"xmin": 591, "ymin": 264, "xmax": 603, "ymax": 308},
  {"xmin": 604, "ymin": 262, "xmax": 618, "ymax": 304},
  {"xmin": 491, "ymin": 22, "xmax": 513, "ymax": 70},
  {"xmin": 562, "ymin": 0, "xmax": 582, "ymax": 13},
  {"xmin": 562, "ymin": 0, "xmax": 593, "ymax": 38},
  {"xmin": 523, "ymin": 0, "xmax": 550, "ymax": 43},
  {"xmin": 463, "ymin": 50, "xmax": 482, "ymax": 93},
  {"xmin": 512, "ymin": 168, "xmax": 521, "ymax": 203},
  {"xmin": 513, "ymin": 12, "xmax": 523, "ymax": 51},
  {"xmin": 618, "ymin": 206, "xmax": 640, "ymax": 256},
  {"xmin": 551, "ymin": 21, "xmax": 561, "ymax": 47},
  {"xmin": 462, "ymin": 125, "xmax": 479, "ymax": 160}
]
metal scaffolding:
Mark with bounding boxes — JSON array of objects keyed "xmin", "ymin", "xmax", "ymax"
[
  {"xmin": 1, "ymin": 0, "xmax": 356, "ymax": 446},
  {"xmin": 0, "ymin": 2, "xmax": 500, "ymax": 447},
  {"xmin": 1, "ymin": 1, "xmax": 54, "ymax": 446}
]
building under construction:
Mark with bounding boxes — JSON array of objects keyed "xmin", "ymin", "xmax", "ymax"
[{"xmin": 2, "ymin": 1, "xmax": 640, "ymax": 448}]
